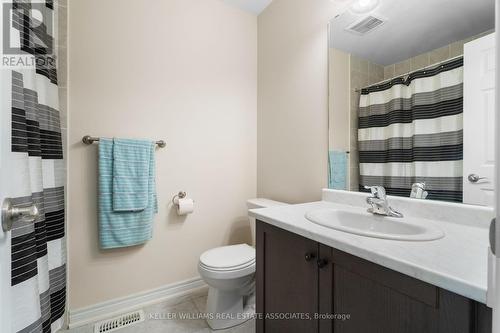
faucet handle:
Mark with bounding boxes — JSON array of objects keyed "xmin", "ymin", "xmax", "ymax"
[{"xmin": 364, "ymin": 185, "xmax": 386, "ymax": 199}]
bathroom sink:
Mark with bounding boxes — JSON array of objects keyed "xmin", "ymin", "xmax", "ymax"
[{"xmin": 305, "ymin": 208, "xmax": 444, "ymax": 241}]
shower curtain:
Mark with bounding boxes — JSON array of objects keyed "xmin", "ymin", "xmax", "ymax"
[
  {"xmin": 1, "ymin": 1, "xmax": 66, "ymax": 332},
  {"xmin": 358, "ymin": 57, "xmax": 464, "ymax": 202}
]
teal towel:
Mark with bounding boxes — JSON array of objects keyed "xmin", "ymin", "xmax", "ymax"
[
  {"xmin": 98, "ymin": 138, "xmax": 158, "ymax": 249},
  {"xmin": 112, "ymin": 138, "xmax": 154, "ymax": 211},
  {"xmin": 329, "ymin": 151, "xmax": 348, "ymax": 190}
]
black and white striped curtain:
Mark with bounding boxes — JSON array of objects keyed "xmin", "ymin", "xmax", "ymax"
[
  {"xmin": 358, "ymin": 57, "xmax": 464, "ymax": 202},
  {"xmin": 2, "ymin": 1, "xmax": 66, "ymax": 332}
]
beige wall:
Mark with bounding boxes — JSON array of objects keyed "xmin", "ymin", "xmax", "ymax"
[
  {"xmin": 329, "ymin": 49, "xmax": 350, "ymax": 152},
  {"xmin": 68, "ymin": 0, "xmax": 257, "ymax": 309},
  {"xmin": 257, "ymin": 0, "xmax": 337, "ymax": 203}
]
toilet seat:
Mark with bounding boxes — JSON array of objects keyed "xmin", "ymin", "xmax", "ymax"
[
  {"xmin": 199, "ymin": 244, "xmax": 255, "ymax": 279},
  {"xmin": 199, "ymin": 259, "xmax": 255, "ymax": 272},
  {"xmin": 200, "ymin": 244, "xmax": 255, "ymax": 269}
]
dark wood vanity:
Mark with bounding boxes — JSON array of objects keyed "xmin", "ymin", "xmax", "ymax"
[{"xmin": 256, "ymin": 221, "xmax": 492, "ymax": 333}]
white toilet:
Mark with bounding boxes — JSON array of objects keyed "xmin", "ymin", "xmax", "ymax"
[{"xmin": 198, "ymin": 198, "xmax": 287, "ymax": 330}]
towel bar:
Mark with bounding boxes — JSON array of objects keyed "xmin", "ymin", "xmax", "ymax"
[{"xmin": 82, "ymin": 135, "xmax": 166, "ymax": 148}]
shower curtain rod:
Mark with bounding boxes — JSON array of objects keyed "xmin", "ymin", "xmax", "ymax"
[
  {"xmin": 82, "ymin": 135, "xmax": 167, "ymax": 148},
  {"xmin": 354, "ymin": 54, "xmax": 464, "ymax": 93}
]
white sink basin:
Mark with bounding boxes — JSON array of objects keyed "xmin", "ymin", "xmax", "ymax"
[{"xmin": 305, "ymin": 208, "xmax": 444, "ymax": 241}]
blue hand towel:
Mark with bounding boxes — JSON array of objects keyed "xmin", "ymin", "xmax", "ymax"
[
  {"xmin": 329, "ymin": 151, "xmax": 348, "ymax": 190},
  {"xmin": 98, "ymin": 138, "xmax": 158, "ymax": 249}
]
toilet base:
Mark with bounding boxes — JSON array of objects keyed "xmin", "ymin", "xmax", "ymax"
[{"xmin": 206, "ymin": 287, "xmax": 255, "ymax": 330}]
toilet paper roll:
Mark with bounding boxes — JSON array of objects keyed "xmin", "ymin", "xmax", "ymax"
[{"xmin": 177, "ymin": 198, "xmax": 194, "ymax": 215}]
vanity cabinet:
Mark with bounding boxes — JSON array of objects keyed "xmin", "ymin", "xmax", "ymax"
[{"xmin": 256, "ymin": 221, "xmax": 492, "ymax": 333}]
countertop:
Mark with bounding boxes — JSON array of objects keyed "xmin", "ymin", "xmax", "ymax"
[{"xmin": 249, "ymin": 194, "xmax": 492, "ymax": 304}]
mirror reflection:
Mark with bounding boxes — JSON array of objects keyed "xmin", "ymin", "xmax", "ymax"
[{"xmin": 328, "ymin": 0, "xmax": 495, "ymax": 206}]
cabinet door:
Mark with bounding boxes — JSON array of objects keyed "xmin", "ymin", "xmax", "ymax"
[
  {"xmin": 318, "ymin": 244, "xmax": 334, "ymax": 333},
  {"xmin": 256, "ymin": 221, "xmax": 319, "ymax": 333},
  {"xmin": 328, "ymin": 249, "xmax": 479, "ymax": 333}
]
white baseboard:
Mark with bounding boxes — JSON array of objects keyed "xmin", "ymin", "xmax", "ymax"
[{"xmin": 68, "ymin": 277, "xmax": 207, "ymax": 329}]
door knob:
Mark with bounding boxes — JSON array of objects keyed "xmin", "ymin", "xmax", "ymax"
[
  {"xmin": 305, "ymin": 253, "xmax": 316, "ymax": 262},
  {"xmin": 468, "ymin": 174, "xmax": 487, "ymax": 183},
  {"xmin": 317, "ymin": 259, "xmax": 329, "ymax": 269},
  {"xmin": 2, "ymin": 198, "xmax": 40, "ymax": 232}
]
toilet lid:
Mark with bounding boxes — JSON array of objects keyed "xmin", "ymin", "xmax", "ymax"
[{"xmin": 200, "ymin": 244, "xmax": 255, "ymax": 270}]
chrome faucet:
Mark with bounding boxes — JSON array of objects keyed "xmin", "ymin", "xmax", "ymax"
[
  {"xmin": 410, "ymin": 182, "xmax": 428, "ymax": 200},
  {"xmin": 364, "ymin": 186, "xmax": 403, "ymax": 218}
]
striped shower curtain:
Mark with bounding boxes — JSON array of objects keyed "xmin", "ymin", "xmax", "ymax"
[
  {"xmin": 358, "ymin": 57, "xmax": 464, "ymax": 202},
  {"xmin": 1, "ymin": 1, "xmax": 66, "ymax": 332}
]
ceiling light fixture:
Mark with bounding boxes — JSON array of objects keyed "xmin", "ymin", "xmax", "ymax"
[{"xmin": 349, "ymin": 0, "xmax": 379, "ymax": 14}]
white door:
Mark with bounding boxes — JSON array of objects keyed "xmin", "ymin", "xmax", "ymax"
[
  {"xmin": 0, "ymin": 69, "xmax": 12, "ymax": 332},
  {"xmin": 493, "ymin": 1, "xmax": 500, "ymax": 330},
  {"xmin": 463, "ymin": 33, "xmax": 496, "ymax": 206},
  {"xmin": 0, "ymin": 162, "xmax": 12, "ymax": 333}
]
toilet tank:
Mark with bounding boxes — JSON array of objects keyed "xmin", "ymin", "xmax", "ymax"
[{"xmin": 247, "ymin": 198, "xmax": 288, "ymax": 247}]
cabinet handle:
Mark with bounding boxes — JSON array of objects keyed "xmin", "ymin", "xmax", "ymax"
[
  {"xmin": 317, "ymin": 259, "xmax": 329, "ymax": 269},
  {"xmin": 305, "ymin": 253, "xmax": 316, "ymax": 262}
]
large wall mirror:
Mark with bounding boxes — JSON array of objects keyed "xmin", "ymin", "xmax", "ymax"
[{"xmin": 328, "ymin": 0, "xmax": 495, "ymax": 206}]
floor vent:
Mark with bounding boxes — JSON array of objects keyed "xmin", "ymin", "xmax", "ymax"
[
  {"xmin": 94, "ymin": 310, "xmax": 145, "ymax": 333},
  {"xmin": 346, "ymin": 15, "xmax": 385, "ymax": 35}
]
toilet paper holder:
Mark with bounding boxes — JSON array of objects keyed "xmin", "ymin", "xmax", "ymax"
[
  {"xmin": 172, "ymin": 191, "xmax": 189, "ymax": 205},
  {"xmin": 172, "ymin": 191, "xmax": 195, "ymax": 216}
]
